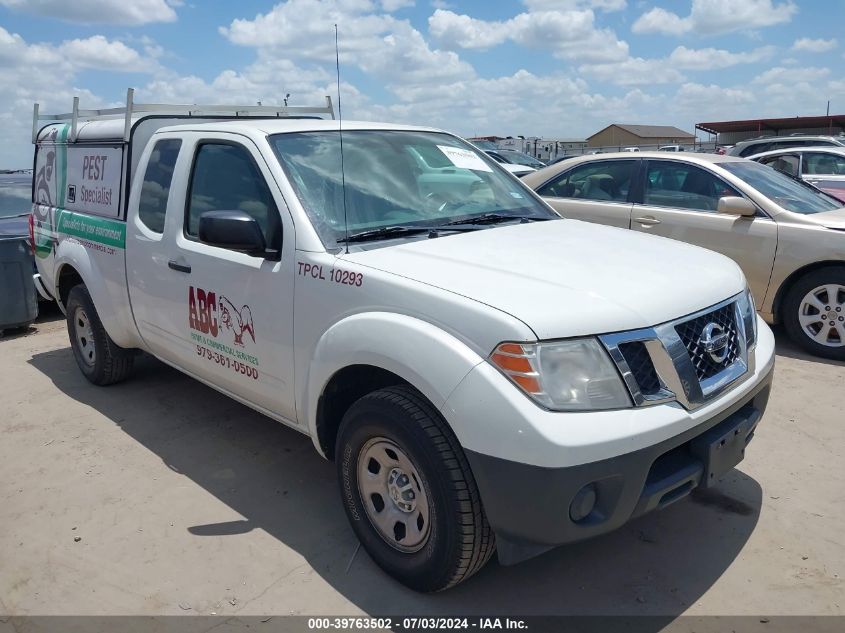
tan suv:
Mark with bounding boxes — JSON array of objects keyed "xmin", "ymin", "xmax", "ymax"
[{"xmin": 523, "ymin": 152, "xmax": 845, "ymax": 360}]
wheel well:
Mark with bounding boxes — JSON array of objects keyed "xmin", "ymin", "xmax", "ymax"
[
  {"xmin": 57, "ymin": 265, "xmax": 84, "ymax": 309},
  {"xmin": 316, "ymin": 365, "xmax": 410, "ymax": 460},
  {"xmin": 772, "ymin": 261, "xmax": 845, "ymax": 322}
]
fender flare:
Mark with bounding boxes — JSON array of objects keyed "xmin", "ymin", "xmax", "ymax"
[
  {"xmin": 54, "ymin": 242, "xmax": 142, "ymax": 349},
  {"xmin": 302, "ymin": 311, "xmax": 486, "ymax": 457}
]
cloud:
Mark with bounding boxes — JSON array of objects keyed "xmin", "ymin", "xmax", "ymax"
[
  {"xmin": 632, "ymin": 0, "xmax": 796, "ymax": 36},
  {"xmin": 428, "ymin": 10, "xmax": 509, "ymax": 49},
  {"xmin": 428, "ymin": 8, "xmax": 629, "ymax": 63},
  {"xmin": 380, "ymin": 0, "xmax": 414, "ymax": 10},
  {"xmin": 222, "ymin": 0, "xmax": 473, "ymax": 89},
  {"xmin": 579, "ymin": 57, "xmax": 684, "ymax": 86},
  {"xmin": 522, "ymin": 0, "xmax": 626, "ymax": 10},
  {"xmin": 0, "ymin": 26, "xmax": 161, "ymax": 166},
  {"xmin": 668, "ymin": 45, "xmax": 775, "ymax": 70},
  {"xmin": 0, "ymin": 0, "xmax": 178, "ymax": 25},
  {"xmin": 59, "ymin": 36, "xmax": 156, "ymax": 72},
  {"xmin": 791, "ymin": 37, "xmax": 838, "ymax": 53},
  {"xmin": 752, "ymin": 66, "xmax": 830, "ymax": 85}
]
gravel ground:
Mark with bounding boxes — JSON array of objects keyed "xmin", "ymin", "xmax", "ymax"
[{"xmin": 1, "ymin": 307, "xmax": 843, "ymax": 618}]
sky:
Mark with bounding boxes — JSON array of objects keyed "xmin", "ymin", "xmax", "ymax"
[{"xmin": 0, "ymin": 0, "xmax": 843, "ymax": 166}]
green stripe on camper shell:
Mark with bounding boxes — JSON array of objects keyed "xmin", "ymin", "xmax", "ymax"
[{"xmin": 57, "ymin": 210, "xmax": 126, "ymax": 249}]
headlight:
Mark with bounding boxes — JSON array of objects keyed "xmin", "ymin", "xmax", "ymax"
[
  {"xmin": 738, "ymin": 287, "xmax": 757, "ymax": 350},
  {"xmin": 489, "ymin": 339, "xmax": 632, "ymax": 411}
]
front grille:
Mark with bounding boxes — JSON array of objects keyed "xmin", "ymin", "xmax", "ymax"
[
  {"xmin": 675, "ymin": 303, "xmax": 740, "ymax": 382},
  {"xmin": 618, "ymin": 341, "xmax": 661, "ymax": 395}
]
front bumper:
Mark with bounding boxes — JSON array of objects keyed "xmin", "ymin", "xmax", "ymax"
[
  {"xmin": 441, "ymin": 319, "xmax": 776, "ymax": 565},
  {"xmin": 466, "ymin": 369, "xmax": 771, "ymax": 565}
]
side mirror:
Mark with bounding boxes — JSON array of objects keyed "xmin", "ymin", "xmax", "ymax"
[
  {"xmin": 717, "ymin": 196, "xmax": 757, "ymax": 217},
  {"xmin": 198, "ymin": 210, "xmax": 267, "ymax": 255}
]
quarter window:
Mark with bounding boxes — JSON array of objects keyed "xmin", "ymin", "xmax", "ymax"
[
  {"xmin": 802, "ymin": 152, "xmax": 845, "ymax": 175},
  {"xmin": 138, "ymin": 139, "xmax": 181, "ymax": 233},
  {"xmin": 644, "ymin": 162, "xmax": 740, "ymax": 212},
  {"xmin": 537, "ymin": 160, "xmax": 636, "ymax": 203},
  {"xmin": 186, "ymin": 143, "xmax": 280, "ymax": 249}
]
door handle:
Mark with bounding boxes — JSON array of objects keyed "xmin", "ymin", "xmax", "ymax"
[
  {"xmin": 634, "ymin": 216, "xmax": 661, "ymax": 226},
  {"xmin": 168, "ymin": 260, "xmax": 191, "ymax": 273}
]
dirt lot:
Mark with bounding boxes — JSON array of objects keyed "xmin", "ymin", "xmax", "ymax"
[{"xmin": 1, "ymin": 306, "xmax": 843, "ymax": 618}]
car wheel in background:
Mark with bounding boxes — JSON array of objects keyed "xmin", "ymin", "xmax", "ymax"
[
  {"xmin": 783, "ymin": 266, "xmax": 845, "ymax": 361},
  {"xmin": 336, "ymin": 385, "xmax": 495, "ymax": 592}
]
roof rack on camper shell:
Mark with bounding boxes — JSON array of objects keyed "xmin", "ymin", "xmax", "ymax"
[{"xmin": 32, "ymin": 87, "xmax": 335, "ymax": 144}]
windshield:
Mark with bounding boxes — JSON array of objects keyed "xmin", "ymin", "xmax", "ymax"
[
  {"xmin": 0, "ymin": 178, "xmax": 32, "ymax": 219},
  {"xmin": 719, "ymin": 161, "xmax": 843, "ymax": 215},
  {"xmin": 270, "ymin": 130, "xmax": 556, "ymax": 248},
  {"xmin": 503, "ymin": 151, "xmax": 545, "ymax": 168}
]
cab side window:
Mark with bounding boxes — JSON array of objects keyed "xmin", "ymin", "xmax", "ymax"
[
  {"xmin": 760, "ymin": 154, "xmax": 800, "ymax": 177},
  {"xmin": 802, "ymin": 152, "xmax": 845, "ymax": 175},
  {"xmin": 138, "ymin": 139, "xmax": 181, "ymax": 233},
  {"xmin": 644, "ymin": 162, "xmax": 740, "ymax": 212},
  {"xmin": 186, "ymin": 143, "xmax": 280, "ymax": 249},
  {"xmin": 537, "ymin": 160, "xmax": 635, "ymax": 203}
]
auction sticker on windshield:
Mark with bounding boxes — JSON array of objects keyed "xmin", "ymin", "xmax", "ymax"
[{"xmin": 437, "ymin": 145, "xmax": 492, "ymax": 172}]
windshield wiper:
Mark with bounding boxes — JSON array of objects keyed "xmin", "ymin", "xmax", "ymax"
[
  {"xmin": 336, "ymin": 225, "xmax": 434, "ymax": 244},
  {"xmin": 438, "ymin": 212, "xmax": 552, "ymax": 227}
]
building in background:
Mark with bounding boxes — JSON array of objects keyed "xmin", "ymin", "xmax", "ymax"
[
  {"xmin": 696, "ymin": 114, "xmax": 845, "ymax": 146},
  {"xmin": 586, "ymin": 124, "xmax": 695, "ymax": 149}
]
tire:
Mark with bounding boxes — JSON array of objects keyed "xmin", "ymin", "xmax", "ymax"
[
  {"xmin": 66, "ymin": 284, "xmax": 135, "ymax": 385},
  {"xmin": 336, "ymin": 385, "xmax": 495, "ymax": 592},
  {"xmin": 782, "ymin": 266, "xmax": 845, "ymax": 361}
]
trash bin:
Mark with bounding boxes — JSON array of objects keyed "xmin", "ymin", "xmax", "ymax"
[{"xmin": 0, "ymin": 235, "xmax": 38, "ymax": 334}]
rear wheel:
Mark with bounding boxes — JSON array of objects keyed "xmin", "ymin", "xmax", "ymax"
[
  {"xmin": 782, "ymin": 267, "xmax": 845, "ymax": 361},
  {"xmin": 66, "ymin": 284, "xmax": 135, "ymax": 385},
  {"xmin": 336, "ymin": 385, "xmax": 495, "ymax": 592}
]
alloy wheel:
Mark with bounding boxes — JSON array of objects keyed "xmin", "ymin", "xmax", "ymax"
[{"xmin": 798, "ymin": 284, "xmax": 845, "ymax": 348}]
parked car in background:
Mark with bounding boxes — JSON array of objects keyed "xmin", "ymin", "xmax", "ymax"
[
  {"xmin": 728, "ymin": 135, "xmax": 845, "ymax": 158},
  {"xmin": 468, "ymin": 139, "xmax": 499, "ymax": 151},
  {"xmin": 622, "ymin": 147, "xmax": 640, "ymax": 152},
  {"xmin": 749, "ymin": 146, "xmax": 845, "ymax": 203},
  {"xmin": 523, "ymin": 152, "xmax": 845, "ymax": 359},
  {"xmin": 482, "ymin": 150, "xmax": 535, "ymax": 177},
  {"xmin": 496, "ymin": 149, "xmax": 547, "ymax": 168},
  {"xmin": 658, "ymin": 145, "xmax": 685, "ymax": 152}
]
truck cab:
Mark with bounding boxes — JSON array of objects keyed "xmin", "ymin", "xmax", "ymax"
[{"xmin": 32, "ymin": 92, "xmax": 776, "ymax": 592}]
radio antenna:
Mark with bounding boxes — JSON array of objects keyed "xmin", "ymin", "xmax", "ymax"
[{"xmin": 335, "ymin": 24, "xmax": 350, "ymax": 254}]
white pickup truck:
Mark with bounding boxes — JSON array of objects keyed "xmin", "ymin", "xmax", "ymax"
[{"xmin": 31, "ymin": 93, "xmax": 775, "ymax": 592}]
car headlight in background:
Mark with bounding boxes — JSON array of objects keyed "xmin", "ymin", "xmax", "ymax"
[
  {"xmin": 490, "ymin": 339, "xmax": 632, "ymax": 411},
  {"xmin": 738, "ymin": 287, "xmax": 757, "ymax": 350}
]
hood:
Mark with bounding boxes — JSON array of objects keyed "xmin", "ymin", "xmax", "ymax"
[
  {"xmin": 802, "ymin": 207, "xmax": 845, "ymax": 230},
  {"xmin": 343, "ymin": 220, "xmax": 746, "ymax": 340}
]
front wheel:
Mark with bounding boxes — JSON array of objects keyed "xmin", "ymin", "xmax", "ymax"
[
  {"xmin": 66, "ymin": 284, "xmax": 135, "ymax": 385},
  {"xmin": 782, "ymin": 267, "xmax": 845, "ymax": 361},
  {"xmin": 336, "ymin": 386, "xmax": 495, "ymax": 592}
]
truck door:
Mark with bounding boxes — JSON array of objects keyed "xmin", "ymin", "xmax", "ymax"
[{"xmin": 127, "ymin": 133, "xmax": 297, "ymax": 424}]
